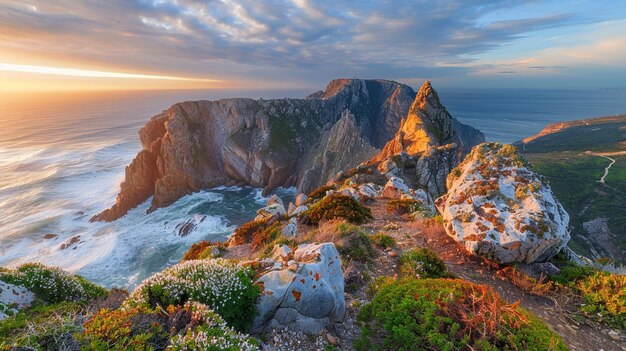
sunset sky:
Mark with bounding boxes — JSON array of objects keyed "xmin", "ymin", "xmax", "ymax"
[{"xmin": 1, "ymin": 0, "xmax": 625, "ymax": 92}]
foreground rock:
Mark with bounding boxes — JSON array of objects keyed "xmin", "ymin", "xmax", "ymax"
[
  {"xmin": 0, "ymin": 281, "xmax": 34, "ymax": 320},
  {"xmin": 94, "ymin": 78, "xmax": 482, "ymax": 221},
  {"xmin": 250, "ymin": 243, "xmax": 345, "ymax": 334},
  {"xmin": 436, "ymin": 143, "xmax": 570, "ymax": 263}
]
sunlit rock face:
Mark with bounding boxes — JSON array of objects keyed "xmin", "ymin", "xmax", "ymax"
[
  {"xmin": 370, "ymin": 81, "xmax": 485, "ymax": 198},
  {"xmin": 93, "ymin": 78, "xmax": 483, "ymax": 222},
  {"xmin": 436, "ymin": 143, "xmax": 570, "ymax": 264}
]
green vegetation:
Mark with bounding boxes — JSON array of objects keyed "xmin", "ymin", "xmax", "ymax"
[
  {"xmin": 372, "ymin": 233, "xmax": 396, "ymax": 249},
  {"xmin": 182, "ymin": 241, "xmax": 227, "ymax": 261},
  {"xmin": 340, "ymin": 231, "xmax": 375, "ymax": 263},
  {"xmin": 127, "ymin": 259, "xmax": 260, "ymax": 332},
  {"xmin": 356, "ymin": 279, "xmax": 568, "ymax": 351},
  {"xmin": 306, "ymin": 184, "xmax": 337, "ymax": 203},
  {"xmin": 80, "ymin": 302, "xmax": 259, "ymax": 351},
  {"xmin": 386, "ymin": 198, "xmax": 425, "ymax": 214},
  {"xmin": 399, "ymin": 248, "xmax": 450, "ymax": 279},
  {"xmin": 551, "ymin": 263, "xmax": 625, "ymax": 330},
  {"xmin": 0, "ymin": 263, "xmax": 107, "ymax": 304},
  {"xmin": 303, "ymin": 194, "xmax": 373, "ymax": 225},
  {"xmin": 0, "ymin": 302, "xmax": 84, "ymax": 350}
]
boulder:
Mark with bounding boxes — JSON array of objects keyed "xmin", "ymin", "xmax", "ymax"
[
  {"xmin": 267, "ymin": 194, "xmax": 284, "ymax": 208},
  {"xmin": 255, "ymin": 203, "xmax": 286, "ymax": 221},
  {"xmin": 0, "ymin": 281, "xmax": 34, "ymax": 320},
  {"xmin": 358, "ymin": 183, "xmax": 380, "ymax": 199},
  {"xmin": 436, "ymin": 143, "xmax": 570, "ymax": 264},
  {"xmin": 250, "ymin": 243, "xmax": 345, "ymax": 334},
  {"xmin": 338, "ymin": 187, "xmax": 361, "ymax": 201},
  {"xmin": 287, "ymin": 202, "xmax": 297, "ymax": 216},
  {"xmin": 282, "ymin": 217, "xmax": 299, "ymax": 237},
  {"xmin": 290, "ymin": 205, "xmax": 308, "ymax": 218},
  {"xmin": 381, "ymin": 176, "xmax": 410, "ymax": 198}
]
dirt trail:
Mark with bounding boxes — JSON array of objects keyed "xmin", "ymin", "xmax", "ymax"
[
  {"xmin": 598, "ymin": 155, "xmax": 616, "ymax": 184},
  {"xmin": 357, "ymin": 200, "xmax": 625, "ymax": 351}
]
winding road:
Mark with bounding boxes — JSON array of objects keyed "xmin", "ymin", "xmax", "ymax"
[{"xmin": 598, "ymin": 155, "xmax": 615, "ymax": 184}]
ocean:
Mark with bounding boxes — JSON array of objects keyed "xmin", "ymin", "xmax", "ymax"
[{"xmin": 1, "ymin": 87, "xmax": 626, "ymax": 288}]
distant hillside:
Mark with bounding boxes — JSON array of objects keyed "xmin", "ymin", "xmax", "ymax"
[{"xmin": 516, "ymin": 114, "xmax": 626, "ymax": 263}]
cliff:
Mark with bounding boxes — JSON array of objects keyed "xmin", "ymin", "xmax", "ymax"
[{"xmin": 93, "ymin": 79, "xmax": 483, "ymax": 222}]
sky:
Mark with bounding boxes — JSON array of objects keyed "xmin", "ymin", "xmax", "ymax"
[{"xmin": 1, "ymin": 0, "xmax": 625, "ymax": 92}]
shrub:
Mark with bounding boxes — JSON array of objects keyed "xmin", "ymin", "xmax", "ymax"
[
  {"xmin": 229, "ymin": 219, "xmax": 270, "ymax": 246},
  {"xmin": 167, "ymin": 303, "xmax": 259, "ymax": 351},
  {"xmin": 182, "ymin": 241, "xmax": 228, "ymax": 261},
  {"xmin": 372, "ymin": 233, "xmax": 395, "ymax": 249},
  {"xmin": 356, "ymin": 279, "xmax": 567, "ymax": 351},
  {"xmin": 303, "ymin": 194, "xmax": 373, "ymax": 225},
  {"xmin": 306, "ymin": 184, "xmax": 337, "ymax": 203},
  {"xmin": 340, "ymin": 232, "xmax": 376, "ymax": 263},
  {"xmin": 550, "ymin": 263, "xmax": 596, "ymax": 285},
  {"xmin": 366, "ymin": 276, "xmax": 396, "ymax": 297},
  {"xmin": 386, "ymin": 199, "xmax": 424, "ymax": 215},
  {"xmin": 0, "ymin": 263, "xmax": 107, "ymax": 304},
  {"xmin": 0, "ymin": 302, "xmax": 83, "ymax": 350},
  {"xmin": 578, "ymin": 272, "xmax": 625, "ymax": 329},
  {"xmin": 80, "ymin": 305, "xmax": 166, "ymax": 350},
  {"xmin": 399, "ymin": 248, "xmax": 449, "ymax": 279},
  {"xmin": 127, "ymin": 259, "xmax": 260, "ymax": 332},
  {"xmin": 250, "ymin": 222, "xmax": 283, "ymax": 251}
]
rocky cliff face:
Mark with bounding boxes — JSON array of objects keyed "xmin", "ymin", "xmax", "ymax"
[
  {"xmin": 93, "ymin": 79, "xmax": 483, "ymax": 222},
  {"xmin": 370, "ymin": 81, "xmax": 485, "ymax": 197}
]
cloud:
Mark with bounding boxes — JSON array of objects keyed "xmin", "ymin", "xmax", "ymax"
[{"xmin": 0, "ymin": 0, "xmax": 622, "ymax": 89}]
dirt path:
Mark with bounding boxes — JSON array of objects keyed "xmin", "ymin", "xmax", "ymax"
[
  {"xmin": 598, "ymin": 155, "xmax": 616, "ymax": 184},
  {"xmin": 355, "ymin": 200, "xmax": 625, "ymax": 351}
]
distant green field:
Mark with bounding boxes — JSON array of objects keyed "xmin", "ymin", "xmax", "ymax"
[{"xmin": 518, "ymin": 115, "xmax": 626, "ymax": 263}]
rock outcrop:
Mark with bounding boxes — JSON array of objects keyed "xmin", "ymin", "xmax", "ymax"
[
  {"xmin": 250, "ymin": 243, "xmax": 345, "ymax": 334},
  {"xmin": 94, "ymin": 78, "xmax": 482, "ymax": 221},
  {"xmin": 0, "ymin": 281, "xmax": 34, "ymax": 321},
  {"xmin": 435, "ymin": 143, "xmax": 570, "ymax": 263},
  {"xmin": 369, "ymin": 81, "xmax": 484, "ymax": 198}
]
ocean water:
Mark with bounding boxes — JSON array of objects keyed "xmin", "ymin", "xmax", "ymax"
[{"xmin": 1, "ymin": 87, "xmax": 625, "ymax": 288}]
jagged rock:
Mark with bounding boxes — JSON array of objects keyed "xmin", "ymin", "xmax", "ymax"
[
  {"xmin": 381, "ymin": 176, "xmax": 410, "ymax": 198},
  {"xmin": 271, "ymin": 245, "xmax": 293, "ymax": 263},
  {"xmin": 251, "ymin": 243, "xmax": 345, "ymax": 334},
  {"xmin": 255, "ymin": 203, "xmax": 287, "ymax": 221},
  {"xmin": 60, "ymin": 235, "xmax": 81, "ymax": 250},
  {"xmin": 0, "ymin": 281, "xmax": 34, "ymax": 320},
  {"xmin": 358, "ymin": 183, "xmax": 380, "ymax": 199},
  {"xmin": 295, "ymin": 193, "xmax": 308, "ymax": 207},
  {"xmin": 287, "ymin": 202, "xmax": 297, "ymax": 216},
  {"xmin": 290, "ymin": 205, "xmax": 308, "ymax": 218},
  {"xmin": 267, "ymin": 194, "xmax": 284, "ymax": 208},
  {"xmin": 338, "ymin": 186, "xmax": 361, "ymax": 201},
  {"xmin": 436, "ymin": 143, "xmax": 570, "ymax": 264},
  {"xmin": 282, "ymin": 217, "xmax": 299, "ymax": 237},
  {"xmin": 370, "ymin": 81, "xmax": 484, "ymax": 198}
]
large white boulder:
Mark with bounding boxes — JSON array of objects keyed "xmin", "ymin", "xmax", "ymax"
[
  {"xmin": 381, "ymin": 176, "xmax": 410, "ymax": 198},
  {"xmin": 250, "ymin": 243, "xmax": 345, "ymax": 334},
  {"xmin": 0, "ymin": 281, "xmax": 34, "ymax": 320},
  {"xmin": 436, "ymin": 143, "xmax": 570, "ymax": 264}
]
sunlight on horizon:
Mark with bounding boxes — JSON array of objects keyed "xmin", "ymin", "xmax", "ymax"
[{"xmin": 0, "ymin": 63, "xmax": 225, "ymax": 93}]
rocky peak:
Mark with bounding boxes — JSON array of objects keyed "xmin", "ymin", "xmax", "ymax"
[{"xmin": 374, "ymin": 81, "xmax": 457, "ymax": 161}]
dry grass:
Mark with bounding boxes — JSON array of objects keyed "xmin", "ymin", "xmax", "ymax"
[{"xmin": 496, "ymin": 266, "xmax": 554, "ymax": 296}]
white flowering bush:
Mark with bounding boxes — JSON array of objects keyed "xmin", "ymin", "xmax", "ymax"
[
  {"xmin": 167, "ymin": 302, "xmax": 259, "ymax": 351},
  {"xmin": 0, "ymin": 263, "xmax": 107, "ymax": 304},
  {"xmin": 128, "ymin": 259, "xmax": 260, "ymax": 331}
]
